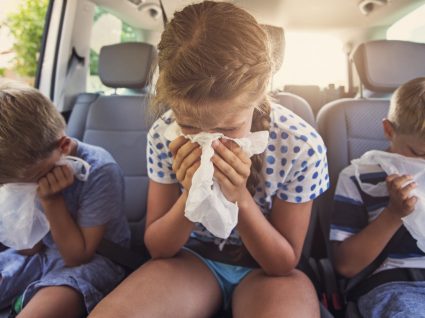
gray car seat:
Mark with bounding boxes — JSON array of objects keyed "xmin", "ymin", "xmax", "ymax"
[
  {"xmin": 67, "ymin": 42, "xmax": 156, "ymax": 255},
  {"xmin": 316, "ymin": 39, "xmax": 425, "ymax": 317}
]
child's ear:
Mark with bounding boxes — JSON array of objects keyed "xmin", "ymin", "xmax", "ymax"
[
  {"xmin": 382, "ymin": 119, "xmax": 395, "ymax": 140},
  {"xmin": 58, "ymin": 136, "xmax": 72, "ymax": 155}
]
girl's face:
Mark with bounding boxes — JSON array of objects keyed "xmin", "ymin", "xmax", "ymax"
[{"xmin": 174, "ymin": 97, "xmax": 257, "ymax": 139}]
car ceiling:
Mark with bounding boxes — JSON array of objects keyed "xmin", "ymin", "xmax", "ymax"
[{"xmin": 91, "ymin": 0, "xmax": 425, "ymax": 42}]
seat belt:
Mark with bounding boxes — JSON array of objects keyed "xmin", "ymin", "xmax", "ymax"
[
  {"xmin": 344, "ymin": 226, "xmax": 407, "ymax": 299},
  {"xmin": 159, "ymin": 0, "xmax": 168, "ymax": 28}
]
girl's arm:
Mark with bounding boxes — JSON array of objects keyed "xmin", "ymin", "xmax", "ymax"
[
  {"xmin": 144, "ymin": 182, "xmax": 194, "ymax": 258},
  {"xmin": 212, "ymin": 139, "xmax": 312, "ymax": 276},
  {"xmin": 38, "ymin": 165, "xmax": 106, "ymax": 267},
  {"xmin": 144, "ymin": 136, "xmax": 201, "ymax": 258},
  {"xmin": 238, "ymin": 191, "xmax": 312, "ymax": 276},
  {"xmin": 332, "ymin": 174, "xmax": 416, "ymax": 278}
]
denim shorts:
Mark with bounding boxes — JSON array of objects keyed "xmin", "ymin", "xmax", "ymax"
[
  {"xmin": 357, "ymin": 281, "xmax": 425, "ymax": 318},
  {"xmin": 183, "ymin": 247, "xmax": 253, "ymax": 308}
]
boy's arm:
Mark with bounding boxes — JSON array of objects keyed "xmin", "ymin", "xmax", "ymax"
[
  {"xmin": 38, "ymin": 164, "xmax": 113, "ymax": 267},
  {"xmin": 332, "ymin": 174, "xmax": 416, "ymax": 278},
  {"xmin": 40, "ymin": 195, "xmax": 106, "ymax": 266}
]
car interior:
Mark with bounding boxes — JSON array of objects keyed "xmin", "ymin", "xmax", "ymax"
[{"xmin": 2, "ymin": 0, "xmax": 425, "ymax": 317}]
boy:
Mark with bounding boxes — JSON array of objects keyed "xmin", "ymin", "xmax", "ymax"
[
  {"xmin": 0, "ymin": 79, "xmax": 130, "ymax": 317},
  {"xmin": 330, "ymin": 77, "xmax": 425, "ymax": 317}
]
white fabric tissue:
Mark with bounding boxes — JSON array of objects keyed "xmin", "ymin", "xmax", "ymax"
[
  {"xmin": 165, "ymin": 121, "xmax": 269, "ymax": 239},
  {"xmin": 0, "ymin": 156, "xmax": 91, "ymax": 250},
  {"xmin": 351, "ymin": 150, "xmax": 425, "ymax": 252}
]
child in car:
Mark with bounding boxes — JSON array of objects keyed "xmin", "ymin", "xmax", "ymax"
[
  {"xmin": 330, "ymin": 77, "xmax": 425, "ymax": 317},
  {"xmin": 0, "ymin": 79, "xmax": 130, "ymax": 317},
  {"xmin": 89, "ymin": 1, "xmax": 329, "ymax": 317}
]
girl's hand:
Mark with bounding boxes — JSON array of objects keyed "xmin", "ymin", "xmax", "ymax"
[
  {"xmin": 212, "ymin": 139, "xmax": 251, "ymax": 203},
  {"xmin": 169, "ymin": 136, "xmax": 201, "ymax": 192},
  {"xmin": 37, "ymin": 165, "xmax": 74, "ymax": 202},
  {"xmin": 386, "ymin": 174, "xmax": 417, "ymax": 218}
]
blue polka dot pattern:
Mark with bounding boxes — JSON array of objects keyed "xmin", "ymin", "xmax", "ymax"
[
  {"xmin": 266, "ymin": 156, "xmax": 276, "ymax": 164},
  {"xmin": 146, "ymin": 104, "xmax": 330, "ymax": 245}
]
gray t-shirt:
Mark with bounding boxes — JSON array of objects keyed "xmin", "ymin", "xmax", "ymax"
[{"xmin": 42, "ymin": 140, "xmax": 130, "ymax": 248}]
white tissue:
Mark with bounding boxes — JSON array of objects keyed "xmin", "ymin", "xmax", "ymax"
[
  {"xmin": 56, "ymin": 156, "xmax": 91, "ymax": 181},
  {"xmin": 0, "ymin": 183, "xmax": 49, "ymax": 250},
  {"xmin": 165, "ymin": 121, "xmax": 269, "ymax": 238},
  {"xmin": 352, "ymin": 150, "xmax": 425, "ymax": 252},
  {"xmin": 0, "ymin": 156, "xmax": 91, "ymax": 250}
]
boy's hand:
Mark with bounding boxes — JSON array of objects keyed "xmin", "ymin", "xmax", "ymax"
[
  {"xmin": 37, "ymin": 165, "xmax": 74, "ymax": 201},
  {"xmin": 386, "ymin": 174, "xmax": 417, "ymax": 218},
  {"xmin": 212, "ymin": 139, "xmax": 251, "ymax": 203},
  {"xmin": 169, "ymin": 136, "xmax": 201, "ymax": 192}
]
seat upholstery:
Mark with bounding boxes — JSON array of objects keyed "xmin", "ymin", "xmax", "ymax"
[
  {"xmin": 273, "ymin": 91, "xmax": 316, "ymax": 128},
  {"xmin": 67, "ymin": 42, "xmax": 156, "ymax": 250}
]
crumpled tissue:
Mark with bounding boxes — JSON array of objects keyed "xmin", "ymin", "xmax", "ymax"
[
  {"xmin": 165, "ymin": 121, "xmax": 269, "ymax": 239},
  {"xmin": 352, "ymin": 150, "xmax": 425, "ymax": 252},
  {"xmin": 0, "ymin": 156, "xmax": 91, "ymax": 249}
]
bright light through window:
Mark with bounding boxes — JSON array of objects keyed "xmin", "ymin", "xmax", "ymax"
[
  {"xmin": 387, "ymin": 4, "xmax": 425, "ymax": 42},
  {"xmin": 273, "ymin": 32, "xmax": 346, "ymax": 89}
]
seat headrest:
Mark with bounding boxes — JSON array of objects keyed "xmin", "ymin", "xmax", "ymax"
[
  {"xmin": 99, "ymin": 42, "xmax": 157, "ymax": 89},
  {"xmin": 352, "ymin": 40, "xmax": 425, "ymax": 93}
]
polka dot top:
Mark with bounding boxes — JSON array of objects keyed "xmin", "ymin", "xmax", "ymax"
[{"xmin": 147, "ymin": 103, "xmax": 329, "ymax": 245}]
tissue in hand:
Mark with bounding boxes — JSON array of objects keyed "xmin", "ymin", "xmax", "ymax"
[
  {"xmin": 352, "ymin": 150, "xmax": 425, "ymax": 252},
  {"xmin": 0, "ymin": 183, "xmax": 49, "ymax": 250},
  {"xmin": 56, "ymin": 156, "xmax": 91, "ymax": 181},
  {"xmin": 165, "ymin": 122, "xmax": 269, "ymax": 239},
  {"xmin": 0, "ymin": 156, "xmax": 91, "ymax": 249}
]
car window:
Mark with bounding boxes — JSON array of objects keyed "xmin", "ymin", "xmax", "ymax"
[
  {"xmin": 0, "ymin": 0, "xmax": 48, "ymax": 86},
  {"xmin": 273, "ymin": 32, "xmax": 346, "ymax": 89},
  {"xmin": 387, "ymin": 3, "xmax": 425, "ymax": 43}
]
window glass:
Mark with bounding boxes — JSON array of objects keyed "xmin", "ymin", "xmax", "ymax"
[
  {"xmin": 387, "ymin": 4, "xmax": 425, "ymax": 43},
  {"xmin": 88, "ymin": 6, "xmax": 143, "ymax": 93},
  {"xmin": 273, "ymin": 32, "xmax": 346, "ymax": 89},
  {"xmin": 0, "ymin": 0, "xmax": 48, "ymax": 86}
]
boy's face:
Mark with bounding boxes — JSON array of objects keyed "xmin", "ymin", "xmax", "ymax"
[
  {"xmin": 384, "ymin": 119, "xmax": 425, "ymax": 159},
  {"xmin": 2, "ymin": 136, "xmax": 74, "ymax": 184},
  {"xmin": 22, "ymin": 149, "xmax": 62, "ymax": 183},
  {"xmin": 389, "ymin": 133, "xmax": 425, "ymax": 159}
]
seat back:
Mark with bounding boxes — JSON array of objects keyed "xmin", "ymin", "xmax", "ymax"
[
  {"xmin": 67, "ymin": 42, "xmax": 157, "ymax": 250},
  {"xmin": 273, "ymin": 92, "xmax": 316, "ymax": 128},
  {"xmin": 316, "ymin": 40, "xmax": 425, "ymax": 255}
]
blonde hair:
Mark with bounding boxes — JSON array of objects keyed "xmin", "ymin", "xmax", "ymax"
[
  {"xmin": 388, "ymin": 77, "xmax": 425, "ymax": 137},
  {"xmin": 0, "ymin": 79, "xmax": 66, "ymax": 182},
  {"xmin": 152, "ymin": 1, "xmax": 274, "ymax": 194}
]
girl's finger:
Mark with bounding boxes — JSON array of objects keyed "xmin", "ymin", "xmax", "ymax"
[
  {"xmin": 172, "ymin": 140, "xmax": 200, "ymax": 172},
  {"xmin": 212, "ymin": 153, "xmax": 244, "ymax": 186},
  {"xmin": 169, "ymin": 136, "xmax": 188, "ymax": 156},
  {"xmin": 213, "ymin": 165, "xmax": 234, "ymax": 191},
  {"xmin": 222, "ymin": 139, "xmax": 251, "ymax": 165},
  {"xmin": 213, "ymin": 140, "xmax": 250, "ymax": 177}
]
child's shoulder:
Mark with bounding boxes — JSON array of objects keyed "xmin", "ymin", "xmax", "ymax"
[
  {"xmin": 74, "ymin": 140, "xmax": 119, "ymax": 172},
  {"xmin": 149, "ymin": 109, "xmax": 175, "ymax": 137},
  {"xmin": 269, "ymin": 103, "xmax": 325, "ymax": 159}
]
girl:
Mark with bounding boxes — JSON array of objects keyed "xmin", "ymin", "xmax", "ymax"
[{"xmin": 90, "ymin": 2, "xmax": 329, "ymax": 317}]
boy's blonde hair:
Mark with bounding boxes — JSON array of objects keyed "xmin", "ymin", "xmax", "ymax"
[
  {"xmin": 152, "ymin": 1, "xmax": 274, "ymax": 194},
  {"xmin": 0, "ymin": 79, "xmax": 66, "ymax": 182},
  {"xmin": 388, "ymin": 77, "xmax": 425, "ymax": 137}
]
